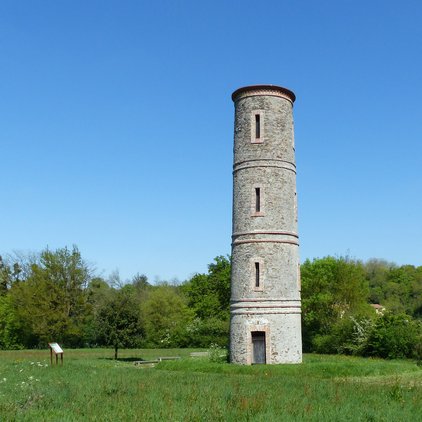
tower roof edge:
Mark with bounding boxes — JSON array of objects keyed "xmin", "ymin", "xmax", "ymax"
[{"xmin": 231, "ymin": 85, "xmax": 296, "ymax": 103}]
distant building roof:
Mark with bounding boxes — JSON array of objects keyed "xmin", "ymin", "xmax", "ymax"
[{"xmin": 370, "ymin": 304, "xmax": 386, "ymax": 314}]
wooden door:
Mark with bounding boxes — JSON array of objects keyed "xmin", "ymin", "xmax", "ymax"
[{"xmin": 252, "ymin": 331, "xmax": 266, "ymax": 364}]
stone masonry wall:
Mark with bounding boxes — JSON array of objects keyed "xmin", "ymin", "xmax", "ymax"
[{"xmin": 230, "ymin": 86, "xmax": 302, "ymax": 364}]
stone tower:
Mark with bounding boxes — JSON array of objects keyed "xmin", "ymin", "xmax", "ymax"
[{"xmin": 230, "ymin": 85, "xmax": 302, "ymax": 364}]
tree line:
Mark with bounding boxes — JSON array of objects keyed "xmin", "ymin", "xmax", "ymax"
[
  {"xmin": 0, "ymin": 247, "xmax": 230, "ymax": 358},
  {"xmin": 301, "ymin": 256, "xmax": 421, "ymax": 360},
  {"xmin": 0, "ymin": 247, "xmax": 420, "ymax": 360}
]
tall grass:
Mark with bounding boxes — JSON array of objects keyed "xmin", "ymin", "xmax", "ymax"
[{"xmin": 0, "ymin": 349, "xmax": 420, "ymax": 421}]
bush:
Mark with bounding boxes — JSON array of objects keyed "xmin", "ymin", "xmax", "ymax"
[
  {"xmin": 208, "ymin": 343, "xmax": 228, "ymax": 363},
  {"xmin": 415, "ymin": 337, "xmax": 422, "ymax": 366},
  {"xmin": 311, "ymin": 315, "xmax": 374, "ymax": 356},
  {"xmin": 183, "ymin": 317, "xmax": 229, "ymax": 348},
  {"xmin": 363, "ymin": 313, "xmax": 421, "ymax": 359}
]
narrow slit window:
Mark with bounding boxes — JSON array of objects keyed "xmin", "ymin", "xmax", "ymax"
[
  {"xmin": 255, "ymin": 188, "xmax": 261, "ymax": 213},
  {"xmin": 255, "ymin": 262, "xmax": 260, "ymax": 287},
  {"xmin": 255, "ymin": 114, "xmax": 261, "ymax": 139}
]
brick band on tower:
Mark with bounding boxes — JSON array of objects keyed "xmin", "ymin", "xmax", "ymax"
[{"xmin": 230, "ymin": 84, "xmax": 302, "ymax": 364}]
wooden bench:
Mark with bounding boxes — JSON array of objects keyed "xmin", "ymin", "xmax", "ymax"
[
  {"xmin": 134, "ymin": 356, "xmax": 181, "ymax": 365},
  {"xmin": 189, "ymin": 352, "xmax": 209, "ymax": 358}
]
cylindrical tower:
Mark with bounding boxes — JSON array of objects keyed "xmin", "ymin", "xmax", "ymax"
[{"xmin": 230, "ymin": 85, "xmax": 302, "ymax": 364}]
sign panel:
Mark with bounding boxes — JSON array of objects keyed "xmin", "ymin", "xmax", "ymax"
[{"xmin": 49, "ymin": 343, "xmax": 63, "ymax": 354}]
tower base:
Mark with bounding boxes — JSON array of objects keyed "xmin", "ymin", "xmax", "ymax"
[{"xmin": 230, "ymin": 302, "xmax": 302, "ymax": 364}]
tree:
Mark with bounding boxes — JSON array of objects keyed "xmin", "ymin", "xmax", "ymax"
[
  {"xmin": 364, "ymin": 259, "xmax": 393, "ymax": 304},
  {"xmin": 95, "ymin": 289, "xmax": 143, "ymax": 359},
  {"xmin": 131, "ymin": 273, "xmax": 150, "ymax": 291},
  {"xmin": 385, "ymin": 265, "xmax": 422, "ymax": 317},
  {"xmin": 183, "ymin": 255, "xmax": 231, "ymax": 320},
  {"xmin": 141, "ymin": 285, "xmax": 193, "ymax": 347},
  {"xmin": 0, "ymin": 294, "xmax": 24, "ymax": 349},
  {"xmin": 301, "ymin": 256, "xmax": 371, "ymax": 352},
  {"xmin": 120, "ymin": 273, "xmax": 151, "ymax": 307},
  {"xmin": 365, "ymin": 261, "xmax": 422, "ymax": 318},
  {"xmin": 181, "ymin": 255, "xmax": 231, "ymax": 347},
  {"xmin": 84, "ymin": 277, "xmax": 113, "ymax": 346},
  {"xmin": 363, "ymin": 313, "xmax": 421, "ymax": 359},
  {"xmin": 0, "ymin": 257, "xmax": 10, "ymax": 295},
  {"xmin": 9, "ymin": 246, "xmax": 91, "ymax": 347},
  {"xmin": 0, "ymin": 256, "xmax": 22, "ymax": 294}
]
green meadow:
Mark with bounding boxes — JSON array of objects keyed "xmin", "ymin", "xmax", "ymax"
[{"xmin": 0, "ymin": 349, "xmax": 420, "ymax": 421}]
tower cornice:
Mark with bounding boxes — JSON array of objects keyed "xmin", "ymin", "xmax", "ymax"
[{"xmin": 231, "ymin": 84, "xmax": 296, "ymax": 104}]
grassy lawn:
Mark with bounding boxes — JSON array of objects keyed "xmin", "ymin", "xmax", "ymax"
[{"xmin": 0, "ymin": 349, "xmax": 420, "ymax": 421}]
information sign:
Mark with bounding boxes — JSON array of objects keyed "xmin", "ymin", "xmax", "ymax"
[
  {"xmin": 48, "ymin": 342, "xmax": 64, "ymax": 365},
  {"xmin": 49, "ymin": 343, "xmax": 63, "ymax": 354}
]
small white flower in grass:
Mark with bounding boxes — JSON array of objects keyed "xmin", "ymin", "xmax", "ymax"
[
  {"xmin": 36, "ymin": 379, "xmax": 40, "ymax": 382},
  {"xmin": 19, "ymin": 369, "xmax": 23, "ymax": 372},
  {"xmin": 29, "ymin": 376, "xmax": 34, "ymax": 380},
  {"xmin": 2, "ymin": 378, "xmax": 6, "ymax": 382},
  {"xmin": 30, "ymin": 362, "xmax": 34, "ymax": 365}
]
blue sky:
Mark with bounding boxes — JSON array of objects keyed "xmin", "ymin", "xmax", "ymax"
[{"xmin": 1, "ymin": 0, "xmax": 421, "ymax": 282}]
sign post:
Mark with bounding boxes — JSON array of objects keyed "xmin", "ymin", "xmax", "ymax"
[{"xmin": 48, "ymin": 343, "xmax": 64, "ymax": 365}]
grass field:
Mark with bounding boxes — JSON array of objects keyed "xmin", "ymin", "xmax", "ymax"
[{"xmin": 0, "ymin": 348, "xmax": 421, "ymax": 421}]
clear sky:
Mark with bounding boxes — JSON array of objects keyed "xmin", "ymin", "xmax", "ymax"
[{"xmin": 1, "ymin": 0, "xmax": 421, "ymax": 283}]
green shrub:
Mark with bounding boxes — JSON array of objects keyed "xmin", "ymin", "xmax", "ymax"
[
  {"xmin": 183, "ymin": 317, "xmax": 229, "ymax": 348},
  {"xmin": 311, "ymin": 315, "xmax": 374, "ymax": 356},
  {"xmin": 414, "ymin": 334, "xmax": 422, "ymax": 365},
  {"xmin": 208, "ymin": 343, "xmax": 228, "ymax": 363},
  {"xmin": 363, "ymin": 313, "xmax": 421, "ymax": 359}
]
